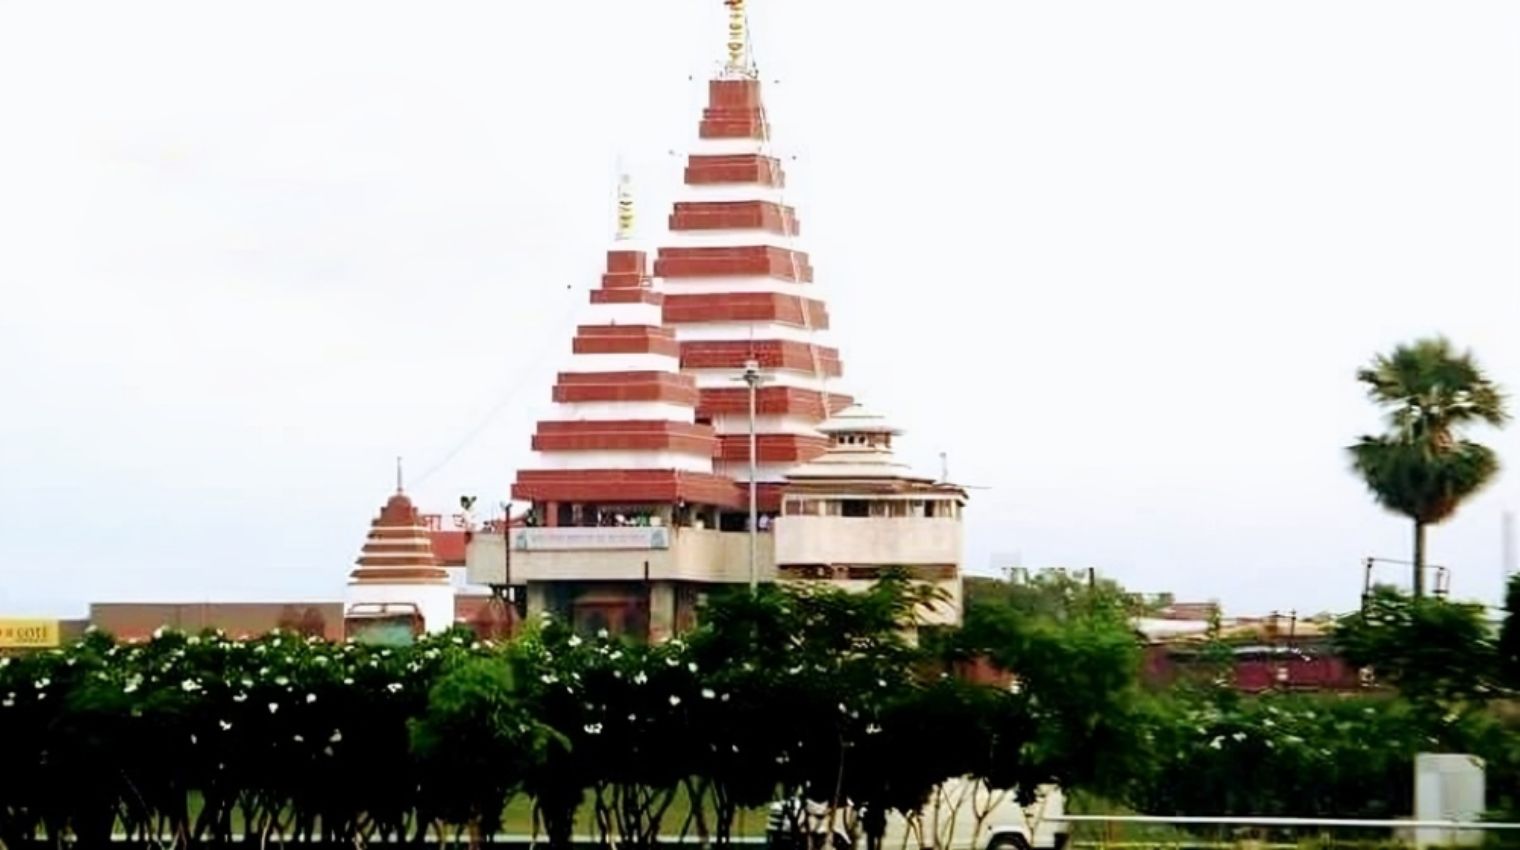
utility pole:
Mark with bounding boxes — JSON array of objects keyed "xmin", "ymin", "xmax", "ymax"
[
  {"xmin": 500, "ymin": 502, "xmax": 514, "ymax": 624},
  {"xmin": 462, "ymin": 494, "xmax": 515, "ymax": 638},
  {"xmin": 742, "ymin": 358, "xmax": 762, "ymax": 593}
]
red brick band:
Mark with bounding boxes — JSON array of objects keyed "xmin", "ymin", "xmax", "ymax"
[
  {"xmin": 685, "ymin": 154, "xmax": 785, "ymax": 187},
  {"xmin": 655, "ymin": 245, "xmax": 813, "ymax": 282},
  {"xmin": 680, "ymin": 339, "xmax": 841, "ymax": 376},
  {"xmin": 669, "ymin": 201, "xmax": 798, "ymax": 235},
  {"xmin": 512, "ymin": 469, "xmax": 745, "ymax": 508}
]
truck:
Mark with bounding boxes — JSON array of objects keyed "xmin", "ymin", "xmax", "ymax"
[
  {"xmin": 342, "ymin": 602, "xmax": 424, "ymax": 646},
  {"xmin": 767, "ymin": 779, "xmax": 1067, "ymax": 850}
]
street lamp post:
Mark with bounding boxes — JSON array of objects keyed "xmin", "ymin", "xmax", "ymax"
[
  {"xmin": 742, "ymin": 358, "xmax": 762, "ymax": 593},
  {"xmin": 499, "ymin": 502, "xmax": 513, "ymax": 622}
]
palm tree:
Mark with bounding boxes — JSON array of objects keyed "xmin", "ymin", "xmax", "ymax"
[{"xmin": 1348, "ymin": 337, "xmax": 1509, "ymax": 595}]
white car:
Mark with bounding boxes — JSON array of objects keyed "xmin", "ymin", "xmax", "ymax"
[{"xmin": 766, "ymin": 779, "xmax": 1068, "ymax": 850}]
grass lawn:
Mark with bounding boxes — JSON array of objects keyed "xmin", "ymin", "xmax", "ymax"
[
  {"xmin": 499, "ymin": 787, "xmax": 771, "ymax": 837},
  {"xmin": 175, "ymin": 786, "xmax": 771, "ymax": 839}
]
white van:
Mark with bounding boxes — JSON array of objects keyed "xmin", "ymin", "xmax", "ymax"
[{"xmin": 767, "ymin": 779, "xmax": 1067, "ymax": 850}]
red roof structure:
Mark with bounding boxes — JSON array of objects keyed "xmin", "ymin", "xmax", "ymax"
[
  {"xmin": 350, "ymin": 490, "xmax": 450, "ymax": 587},
  {"xmin": 512, "ymin": 5, "xmax": 850, "ymax": 519}
]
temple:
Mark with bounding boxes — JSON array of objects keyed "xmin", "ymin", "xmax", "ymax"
[
  {"xmin": 63, "ymin": 0, "xmax": 968, "ymax": 645},
  {"xmin": 342, "ymin": 472, "xmax": 456, "ymax": 639},
  {"xmin": 457, "ymin": 0, "xmax": 964, "ymax": 639},
  {"xmin": 776, "ymin": 406, "xmax": 967, "ymax": 627}
]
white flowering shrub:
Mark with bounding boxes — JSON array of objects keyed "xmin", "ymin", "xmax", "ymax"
[
  {"xmin": 1128, "ymin": 691, "xmax": 1508, "ymax": 820},
  {"xmin": 0, "ymin": 626, "xmax": 492, "ymax": 847},
  {"xmin": 12, "ymin": 578, "xmax": 1501, "ymax": 850},
  {"xmin": 0, "ymin": 578, "xmax": 1103, "ymax": 850}
]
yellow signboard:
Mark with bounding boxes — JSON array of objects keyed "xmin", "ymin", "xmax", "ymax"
[{"xmin": 0, "ymin": 619, "xmax": 61, "ymax": 649}]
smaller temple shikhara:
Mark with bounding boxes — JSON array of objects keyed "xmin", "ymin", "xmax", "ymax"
[
  {"xmin": 342, "ymin": 0, "xmax": 968, "ymax": 641},
  {"xmin": 343, "ymin": 463, "xmax": 456, "ymax": 643}
]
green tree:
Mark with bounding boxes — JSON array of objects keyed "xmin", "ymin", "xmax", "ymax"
[
  {"xmin": 945, "ymin": 573, "xmax": 1149, "ymax": 805},
  {"xmin": 1335, "ymin": 585, "xmax": 1494, "ymax": 706},
  {"xmin": 1348, "ymin": 337, "xmax": 1508, "ymax": 596},
  {"xmin": 1499, "ymin": 573, "xmax": 1520, "ymax": 689},
  {"xmin": 963, "ymin": 571, "xmax": 1151, "ymax": 623},
  {"xmin": 689, "ymin": 577, "xmax": 938, "ymax": 849},
  {"xmin": 410, "ymin": 657, "xmax": 559, "ymax": 847},
  {"xmin": 1132, "ymin": 692, "xmax": 1456, "ymax": 818}
]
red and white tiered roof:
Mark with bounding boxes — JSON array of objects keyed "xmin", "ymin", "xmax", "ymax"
[
  {"xmin": 654, "ymin": 0, "xmax": 850, "ymax": 510},
  {"xmin": 345, "ymin": 474, "xmax": 458, "ymax": 634},
  {"xmin": 513, "ymin": 0, "xmax": 850, "ymax": 514},
  {"xmin": 513, "ymin": 176, "xmax": 742, "ymax": 509},
  {"xmin": 349, "ymin": 487, "xmax": 451, "ymax": 589}
]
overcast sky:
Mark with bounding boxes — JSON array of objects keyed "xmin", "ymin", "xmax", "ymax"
[{"xmin": 3, "ymin": 1, "xmax": 1519, "ymax": 618}]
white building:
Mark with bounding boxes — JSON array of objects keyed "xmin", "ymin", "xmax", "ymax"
[{"xmin": 775, "ymin": 405, "xmax": 967, "ymax": 626}]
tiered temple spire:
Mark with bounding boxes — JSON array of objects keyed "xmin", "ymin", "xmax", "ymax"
[
  {"xmin": 346, "ymin": 482, "xmax": 455, "ymax": 633},
  {"xmin": 653, "ymin": 3, "xmax": 850, "ymax": 513},
  {"xmin": 451, "ymin": 1, "xmax": 963, "ymax": 637},
  {"xmin": 512, "ymin": 0, "xmax": 850, "ymax": 523},
  {"xmin": 512, "ymin": 173, "xmax": 743, "ymax": 518}
]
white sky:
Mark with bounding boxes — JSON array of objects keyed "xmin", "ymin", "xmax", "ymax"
[{"xmin": 2, "ymin": 1, "xmax": 1518, "ymax": 618}]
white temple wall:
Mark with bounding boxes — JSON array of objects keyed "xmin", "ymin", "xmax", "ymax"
[
  {"xmin": 670, "ymin": 322, "xmax": 830, "ymax": 344},
  {"xmin": 562, "ymin": 352, "xmax": 681, "ymax": 373},
  {"xmin": 774, "ymin": 516, "xmax": 964, "ymax": 566},
  {"xmin": 552, "ymin": 401, "xmax": 699, "ymax": 421}
]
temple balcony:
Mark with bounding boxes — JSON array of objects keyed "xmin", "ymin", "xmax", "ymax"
[
  {"xmin": 773, "ymin": 493, "xmax": 967, "ymax": 627},
  {"xmin": 774, "ymin": 513, "xmax": 964, "ymax": 567},
  {"xmin": 464, "ymin": 526, "xmax": 776, "ymax": 587}
]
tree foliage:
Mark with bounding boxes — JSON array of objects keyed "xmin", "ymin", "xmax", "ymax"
[
  {"xmin": 1129, "ymin": 691, "xmax": 1499, "ymax": 819},
  {"xmin": 946, "ymin": 572, "xmax": 1149, "ymax": 803},
  {"xmin": 0, "ymin": 626, "xmax": 488, "ymax": 849},
  {"xmin": 1500, "ymin": 574, "xmax": 1520, "ymax": 690},
  {"xmin": 1348, "ymin": 337, "xmax": 1508, "ymax": 595},
  {"xmin": 1129, "ymin": 580, "xmax": 1520, "ymax": 820},
  {"xmin": 16, "ymin": 574, "xmax": 1519, "ymax": 848},
  {"xmin": 409, "ymin": 657, "xmax": 560, "ymax": 841},
  {"xmin": 0, "ymin": 578, "xmax": 1142, "ymax": 850},
  {"xmin": 1355, "ymin": 337, "xmax": 1508, "ymax": 440},
  {"xmin": 962, "ymin": 572, "xmax": 1150, "ymax": 623},
  {"xmin": 1335, "ymin": 585, "xmax": 1495, "ymax": 706}
]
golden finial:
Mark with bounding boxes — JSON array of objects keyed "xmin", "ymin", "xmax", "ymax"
[
  {"xmin": 615, "ymin": 172, "xmax": 634, "ymax": 240},
  {"xmin": 724, "ymin": 0, "xmax": 748, "ymax": 73}
]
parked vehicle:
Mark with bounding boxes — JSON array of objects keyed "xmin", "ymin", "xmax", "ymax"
[
  {"xmin": 766, "ymin": 779, "xmax": 1067, "ymax": 850},
  {"xmin": 343, "ymin": 601, "xmax": 423, "ymax": 646}
]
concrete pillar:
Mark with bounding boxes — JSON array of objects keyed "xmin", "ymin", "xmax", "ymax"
[
  {"xmin": 525, "ymin": 583, "xmax": 549, "ymax": 620},
  {"xmin": 647, "ymin": 581, "xmax": 676, "ymax": 643},
  {"xmin": 1414, "ymin": 753, "xmax": 1485, "ymax": 848}
]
